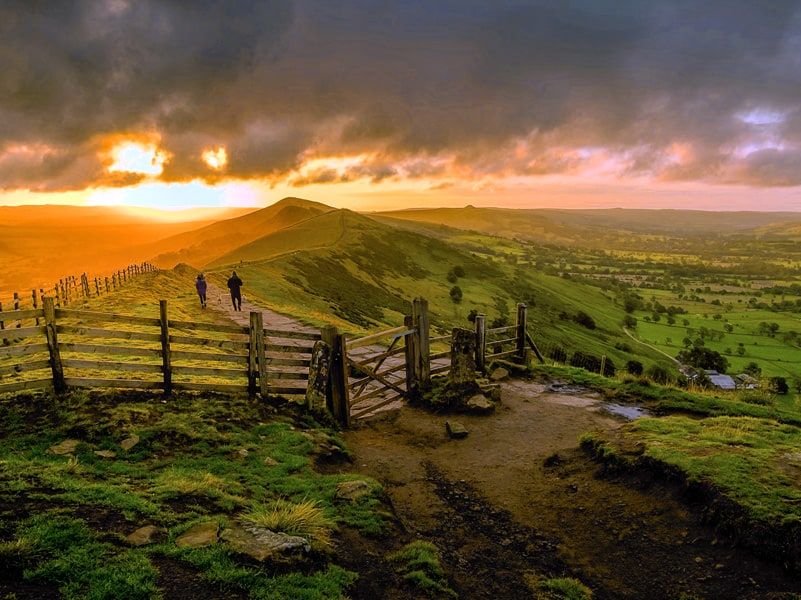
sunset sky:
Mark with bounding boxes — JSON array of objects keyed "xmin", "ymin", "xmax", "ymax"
[{"xmin": 3, "ymin": 1, "xmax": 801, "ymax": 213}]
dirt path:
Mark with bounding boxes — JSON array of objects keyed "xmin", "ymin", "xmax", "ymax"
[
  {"xmin": 198, "ymin": 293, "xmax": 800, "ymax": 598},
  {"xmin": 336, "ymin": 379, "xmax": 801, "ymax": 600}
]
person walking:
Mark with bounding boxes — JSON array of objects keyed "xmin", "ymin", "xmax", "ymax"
[
  {"xmin": 227, "ymin": 270, "xmax": 243, "ymax": 311},
  {"xmin": 195, "ymin": 273, "xmax": 207, "ymax": 308}
]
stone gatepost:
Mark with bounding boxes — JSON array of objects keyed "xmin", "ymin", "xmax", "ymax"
[
  {"xmin": 449, "ymin": 327, "xmax": 477, "ymax": 387},
  {"xmin": 306, "ymin": 340, "xmax": 331, "ymax": 414}
]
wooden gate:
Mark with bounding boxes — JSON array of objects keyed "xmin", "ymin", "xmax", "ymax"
[{"xmin": 343, "ymin": 323, "xmax": 416, "ymax": 421}]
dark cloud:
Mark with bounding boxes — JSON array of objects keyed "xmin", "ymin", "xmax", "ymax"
[{"xmin": 1, "ymin": 0, "xmax": 801, "ymax": 192}]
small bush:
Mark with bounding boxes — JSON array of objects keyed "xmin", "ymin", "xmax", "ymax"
[{"xmin": 241, "ymin": 498, "xmax": 334, "ymax": 551}]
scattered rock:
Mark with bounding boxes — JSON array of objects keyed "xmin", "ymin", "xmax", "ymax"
[
  {"xmin": 221, "ymin": 523, "xmax": 311, "ymax": 562},
  {"xmin": 446, "ymin": 421, "xmax": 469, "ymax": 439},
  {"xmin": 175, "ymin": 521, "xmax": 219, "ymax": 548},
  {"xmin": 94, "ymin": 450, "xmax": 116, "ymax": 459},
  {"xmin": 466, "ymin": 394, "xmax": 495, "ymax": 414},
  {"xmin": 125, "ymin": 525, "xmax": 167, "ymax": 547},
  {"xmin": 263, "ymin": 456, "xmax": 279, "ymax": 467},
  {"xmin": 490, "ymin": 367, "xmax": 510, "ymax": 381},
  {"xmin": 335, "ymin": 480, "xmax": 373, "ymax": 502},
  {"xmin": 48, "ymin": 439, "xmax": 80, "ymax": 455},
  {"xmin": 120, "ymin": 434, "xmax": 140, "ymax": 451},
  {"xmin": 237, "ymin": 448, "xmax": 249, "ymax": 458}
]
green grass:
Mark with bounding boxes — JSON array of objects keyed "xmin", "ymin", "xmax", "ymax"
[
  {"xmin": 388, "ymin": 540, "xmax": 457, "ymax": 598},
  {"xmin": 0, "ymin": 389, "xmax": 386, "ymax": 597}
]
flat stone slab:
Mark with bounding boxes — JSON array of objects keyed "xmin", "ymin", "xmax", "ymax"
[
  {"xmin": 446, "ymin": 421, "xmax": 469, "ymax": 439},
  {"xmin": 175, "ymin": 521, "xmax": 219, "ymax": 548},
  {"xmin": 221, "ymin": 524, "xmax": 310, "ymax": 562}
]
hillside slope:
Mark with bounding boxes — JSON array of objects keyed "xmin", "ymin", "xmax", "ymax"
[{"xmin": 145, "ymin": 197, "xmax": 334, "ymax": 269}]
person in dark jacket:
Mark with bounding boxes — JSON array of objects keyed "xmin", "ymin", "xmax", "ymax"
[
  {"xmin": 227, "ymin": 271, "xmax": 243, "ymax": 311},
  {"xmin": 195, "ymin": 273, "xmax": 207, "ymax": 308}
]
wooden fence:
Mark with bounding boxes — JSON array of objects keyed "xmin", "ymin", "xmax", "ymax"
[
  {"xmin": 0, "ymin": 298, "xmax": 319, "ymax": 398},
  {"xmin": 0, "ymin": 296, "xmax": 542, "ymax": 427},
  {"xmin": 0, "ymin": 262, "xmax": 158, "ymax": 324}
]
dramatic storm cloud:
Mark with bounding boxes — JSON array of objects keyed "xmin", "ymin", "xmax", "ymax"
[{"xmin": 2, "ymin": 0, "xmax": 801, "ymax": 201}]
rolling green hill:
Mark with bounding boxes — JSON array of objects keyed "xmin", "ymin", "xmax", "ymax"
[
  {"xmin": 200, "ymin": 207, "xmax": 668, "ymax": 375},
  {"xmin": 145, "ymin": 197, "xmax": 332, "ymax": 269}
]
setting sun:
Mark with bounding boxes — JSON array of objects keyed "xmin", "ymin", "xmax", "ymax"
[
  {"xmin": 108, "ymin": 142, "xmax": 169, "ymax": 176},
  {"xmin": 202, "ymin": 146, "xmax": 228, "ymax": 170}
]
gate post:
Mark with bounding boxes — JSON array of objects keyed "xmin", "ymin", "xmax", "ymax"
[
  {"xmin": 412, "ymin": 297, "xmax": 430, "ymax": 391},
  {"xmin": 159, "ymin": 300, "xmax": 172, "ymax": 395},
  {"xmin": 323, "ymin": 325, "xmax": 350, "ymax": 428},
  {"xmin": 404, "ymin": 315, "xmax": 419, "ymax": 398},
  {"xmin": 475, "ymin": 313, "xmax": 486, "ymax": 374},
  {"xmin": 516, "ymin": 303, "xmax": 527, "ymax": 363},
  {"xmin": 43, "ymin": 297, "xmax": 66, "ymax": 394}
]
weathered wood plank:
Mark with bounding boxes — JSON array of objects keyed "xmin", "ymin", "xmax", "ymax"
[
  {"xmin": 345, "ymin": 325, "xmax": 409, "ymax": 350},
  {"xmin": 264, "ymin": 356, "xmax": 310, "ymax": 368},
  {"xmin": 56, "ymin": 325, "xmax": 162, "ymax": 343},
  {"xmin": 0, "ymin": 343, "xmax": 49, "ymax": 359},
  {"xmin": 171, "ymin": 381, "xmax": 248, "ymax": 393},
  {"xmin": 0, "ymin": 309, "xmax": 43, "ymax": 321},
  {"xmin": 265, "ymin": 343, "xmax": 313, "ymax": 354},
  {"xmin": 429, "ymin": 350, "xmax": 450, "ymax": 361},
  {"xmin": 430, "ymin": 364, "xmax": 450, "ymax": 375},
  {"xmin": 0, "ymin": 379, "xmax": 53, "ymax": 394},
  {"xmin": 351, "ymin": 392, "xmax": 403, "ymax": 419},
  {"xmin": 488, "ymin": 349, "xmax": 518, "ymax": 360},
  {"xmin": 56, "ymin": 309, "xmax": 160, "ymax": 327},
  {"xmin": 61, "ymin": 358, "xmax": 163, "ymax": 373},
  {"xmin": 0, "ymin": 359, "xmax": 51, "ymax": 377},
  {"xmin": 168, "ymin": 334, "xmax": 249, "ymax": 350},
  {"xmin": 58, "ymin": 343, "xmax": 161, "ymax": 357},
  {"xmin": 170, "ymin": 350, "xmax": 247, "ymax": 364},
  {"xmin": 487, "ymin": 324, "xmax": 517, "ymax": 335},
  {"xmin": 171, "ymin": 365, "xmax": 246, "ymax": 378},
  {"xmin": 265, "ymin": 370, "xmax": 307, "ymax": 381},
  {"xmin": 0, "ymin": 326, "xmax": 45, "ymax": 341},
  {"xmin": 429, "ymin": 334, "xmax": 451, "ymax": 344},
  {"xmin": 64, "ymin": 377, "xmax": 164, "ymax": 390},
  {"xmin": 487, "ymin": 335, "xmax": 517, "ymax": 346},
  {"xmin": 264, "ymin": 328, "xmax": 321, "ymax": 341}
]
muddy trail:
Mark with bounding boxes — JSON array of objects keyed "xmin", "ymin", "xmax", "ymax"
[{"xmin": 331, "ymin": 379, "xmax": 801, "ymax": 600}]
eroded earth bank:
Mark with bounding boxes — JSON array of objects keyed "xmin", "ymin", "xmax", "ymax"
[{"xmin": 332, "ymin": 379, "xmax": 801, "ymax": 600}]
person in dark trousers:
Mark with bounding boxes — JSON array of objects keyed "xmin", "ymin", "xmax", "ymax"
[
  {"xmin": 195, "ymin": 273, "xmax": 207, "ymax": 308},
  {"xmin": 227, "ymin": 271, "xmax": 243, "ymax": 311}
]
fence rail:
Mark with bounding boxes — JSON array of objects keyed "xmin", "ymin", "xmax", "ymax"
[{"xmin": 0, "ymin": 298, "xmax": 320, "ymax": 398}]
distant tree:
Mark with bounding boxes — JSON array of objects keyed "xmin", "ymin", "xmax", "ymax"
[
  {"xmin": 452, "ymin": 265, "xmax": 465, "ymax": 278},
  {"xmin": 623, "ymin": 315, "xmax": 637, "ymax": 329},
  {"xmin": 769, "ymin": 376, "xmax": 789, "ymax": 395},
  {"xmin": 467, "ymin": 309, "xmax": 478, "ymax": 323},
  {"xmin": 743, "ymin": 362, "xmax": 761, "ymax": 378},
  {"xmin": 646, "ymin": 364, "xmax": 674, "ymax": 385},
  {"xmin": 449, "ymin": 286, "xmax": 463, "ymax": 304}
]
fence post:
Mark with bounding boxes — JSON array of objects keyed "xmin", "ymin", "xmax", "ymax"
[
  {"xmin": 43, "ymin": 297, "xmax": 66, "ymax": 393},
  {"xmin": 516, "ymin": 303, "xmax": 527, "ymax": 362},
  {"xmin": 248, "ymin": 311, "xmax": 267, "ymax": 397},
  {"xmin": 600, "ymin": 355, "xmax": 607, "ymax": 377},
  {"xmin": 475, "ymin": 313, "xmax": 486, "ymax": 373},
  {"xmin": 159, "ymin": 300, "xmax": 172, "ymax": 395},
  {"xmin": 412, "ymin": 297, "xmax": 430, "ymax": 391},
  {"xmin": 13, "ymin": 293, "xmax": 20, "ymax": 328},
  {"xmin": 404, "ymin": 314, "xmax": 420, "ymax": 398},
  {"xmin": 322, "ymin": 325, "xmax": 349, "ymax": 427},
  {"xmin": 0, "ymin": 302, "xmax": 4, "ymax": 330},
  {"xmin": 32, "ymin": 289, "xmax": 40, "ymax": 326}
]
